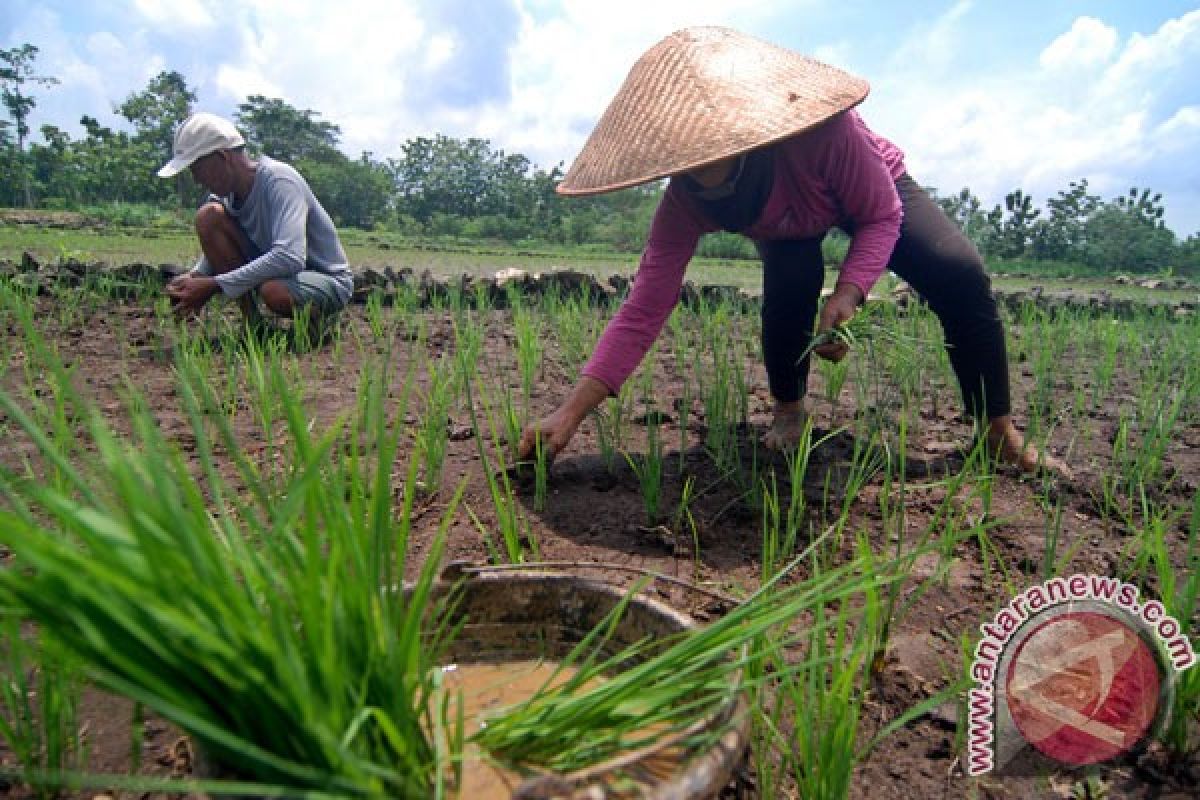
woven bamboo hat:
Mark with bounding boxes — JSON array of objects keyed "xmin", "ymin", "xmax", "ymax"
[{"xmin": 557, "ymin": 26, "xmax": 869, "ymax": 196}]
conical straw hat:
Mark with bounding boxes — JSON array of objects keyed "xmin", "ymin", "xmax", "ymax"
[{"xmin": 557, "ymin": 26, "xmax": 869, "ymax": 196}]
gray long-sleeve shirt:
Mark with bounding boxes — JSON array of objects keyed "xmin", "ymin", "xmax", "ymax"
[{"xmin": 192, "ymin": 157, "xmax": 354, "ymax": 303}]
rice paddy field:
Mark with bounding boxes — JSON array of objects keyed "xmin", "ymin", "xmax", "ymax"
[{"xmin": 0, "ymin": 223, "xmax": 1196, "ymax": 799}]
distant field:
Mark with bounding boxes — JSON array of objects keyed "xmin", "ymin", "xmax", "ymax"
[{"xmin": 1, "ymin": 222, "xmax": 1195, "ymax": 302}]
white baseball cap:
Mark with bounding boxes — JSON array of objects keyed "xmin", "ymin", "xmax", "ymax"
[{"xmin": 157, "ymin": 112, "xmax": 246, "ymax": 178}]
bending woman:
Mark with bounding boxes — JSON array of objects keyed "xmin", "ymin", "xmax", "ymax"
[{"xmin": 519, "ymin": 26, "xmax": 1067, "ymax": 477}]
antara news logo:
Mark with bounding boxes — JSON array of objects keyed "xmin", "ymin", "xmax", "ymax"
[{"xmin": 967, "ymin": 573, "xmax": 1196, "ymax": 776}]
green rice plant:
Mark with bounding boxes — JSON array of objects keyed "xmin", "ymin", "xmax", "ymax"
[
  {"xmin": 1119, "ymin": 490, "xmax": 1199, "ymax": 757},
  {"xmin": 673, "ymin": 475, "xmax": 702, "ymax": 573},
  {"xmin": 592, "ymin": 383, "xmax": 632, "ymax": 475},
  {"xmin": 753, "ymin": 537, "xmax": 969, "ymax": 800},
  {"xmin": 512, "ymin": 301, "xmax": 543, "ymax": 411},
  {"xmin": 456, "ymin": 319, "xmax": 539, "ymax": 564},
  {"xmin": 817, "ymin": 357, "xmax": 850, "ymax": 415},
  {"xmin": 623, "ymin": 412, "xmax": 665, "ymax": 526},
  {"xmin": 798, "ymin": 300, "xmax": 921, "ymax": 367},
  {"xmin": 769, "ymin": 590, "xmax": 872, "ymax": 799},
  {"xmin": 532, "ymin": 432, "xmax": 550, "ymax": 514},
  {"xmin": 698, "ymin": 337, "xmax": 742, "ymax": 475},
  {"xmin": 827, "ymin": 432, "xmax": 887, "ymax": 548},
  {"xmin": 1090, "ymin": 319, "xmax": 1122, "ymax": 410},
  {"xmin": 1158, "ymin": 491, "xmax": 1200, "ymax": 757},
  {"xmin": 760, "ymin": 475, "xmax": 787, "ymax": 582},
  {"xmin": 0, "ymin": 620, "xmax": 85, "ymax": 799},
  {"xmin": 0, "ymin": 343, "xmax": 468, "ymax": 798},
  {"xmin": 415, "ymin": 353, "xmax": 455, "ymax": 495}
]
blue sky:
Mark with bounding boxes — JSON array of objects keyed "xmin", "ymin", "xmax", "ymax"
[{"xmin": 3, "ymin": 0, "xmax": 1199, "ymax": 235}]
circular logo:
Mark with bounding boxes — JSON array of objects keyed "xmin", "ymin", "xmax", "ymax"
[{"xmin": 1005, "ymin": 610, "xmax": 1163, "ymax": 766}]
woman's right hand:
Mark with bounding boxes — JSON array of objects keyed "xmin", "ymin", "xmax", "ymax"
[
  {"xmin": 516, "ymin": 376, "xmax": 611, "ymax": 462},
  {"xmin": 517, "ymin": 406, "xmax": 582, "ymax": 463}
]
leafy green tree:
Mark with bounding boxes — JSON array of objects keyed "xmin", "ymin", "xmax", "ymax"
[
  {"xmin": 980, "ymin": 189, "xmax": 1040, "ymax": 259},
  {"xmin": 1177, "ymin": 233, "xmax": 1200, "ymax": 277},
  {"xmin": 392, "ymin": 135, "xmax": 497, "ymax": 221},
  {"xmin": 70, "ymin": 115, "xmax": 163, "ymax": 206},
  {"xmin": 235, "ymin": 95, "xmax": 341, "ymax": 163},
  {"xmin": 118, "ymin": 70, "xmax": 196, "ymax": 206},
  {"xmin": 29, "ymin": 123, "xmax": 75, "ymax": 205},
  {"xmin": 300, "ymin": 151, "xmax": 393, "ymax": 229},
  {"xmin": 935, "ymin": 186, "xmax": 988, "ymax": 248},
  {"xmin": 1, "ymin": 43, "xmax": 59, "ymax": 205},
  {"xmin": 1032, "ymin": 179, "xmax": 1100, "ymax": 261},
  {"xmin": 1083, "ymin": 187, "xmax": 1175, "ymax": 273}
]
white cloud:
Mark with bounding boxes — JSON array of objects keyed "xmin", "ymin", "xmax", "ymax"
[
  {"xmin": 870, "ymin": 9, "xmax": 1200, "ymax": 234},
  {"xmin": 1039, "ymin": 17, "xmax": 1117, "ymax": 71},
  {"xmin": 132, "ymin": 0, "xmax": 214, "ymax": 30}
]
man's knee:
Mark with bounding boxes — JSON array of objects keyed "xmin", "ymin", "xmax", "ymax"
[
  {"xmin": 258, "ymin": 280, "xmax": 294, "ymax": 315},
  {"xmin": 195, "ymin": 202, "xmax": 233, "ymax": 241}
]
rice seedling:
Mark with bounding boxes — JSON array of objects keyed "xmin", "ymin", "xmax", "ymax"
[
  {"xmin": 798, "ymin": 300, "xmax": 920, "ymax": 369},
  {"xmin": 1158, "ymin": 491, "xmax": 1200, "ymax": 757},
  {"xmin": 363, "ymin": 290, "xmax": 388, "ymax": 339},
  {"xmin": 456, "ymin": 319, "xmax": 540, "ymax": 564},
  {"xmin": 511, "ymin": 299, "xmax": 543, "ymax": 411},
  {"xmin": 415, "ymin": 353, "xmax": 455, "ymax": 495},
  {"xmin": 673, "ymin": 475, "xmax": 702, "ymax": 573},
  {"xmin": 0, "ymin": 620, "xmax": 85, "ymax": 799},
  {"xmin": 0, "ymin": 338, "xmax": 469, "ymax": 798},
  {"xmin": 592, "ymin": 383, "xmax": 632, "ymax": 475},
  {"xmin": 532, "ymin": 430, "xmax": 551, "ymax": 513},
  {"xmin": 543, "ymin": 288, "xmax": 601, "ymax": 385},
  {"xmin": 624, "ymin": 412, "xmax": 665, "ymax": 527}
]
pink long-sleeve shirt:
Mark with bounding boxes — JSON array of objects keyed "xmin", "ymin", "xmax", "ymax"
[{"xmin": 582, "ymin": 110, "xmax": 907, "ymax": 394}]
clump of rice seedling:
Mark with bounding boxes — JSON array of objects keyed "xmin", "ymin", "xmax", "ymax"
[
  {"xmin": 0, "ymin": 334, "xmax": 467, "ymax": 798},
  {"xmin": 799, "ymin": 300, "xmax": 921, "ymax": 366}
]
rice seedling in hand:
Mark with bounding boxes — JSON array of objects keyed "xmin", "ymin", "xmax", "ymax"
[{"xmin": 798, "ymin": 300, "xmax": 920, "ymax": 367}]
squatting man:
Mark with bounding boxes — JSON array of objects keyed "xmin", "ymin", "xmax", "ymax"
[{"xmin": 158, "ymin": 112, "xmax": 353, "ymax": 326}]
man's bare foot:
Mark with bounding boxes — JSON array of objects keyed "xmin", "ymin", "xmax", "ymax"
[
  {"xmin": 762, "ymin": 403, "xmax": 809, "ymax": 451},
  {"xmin": 985, "ymin": 417, "xmax": 1073, "ymax": 479}
]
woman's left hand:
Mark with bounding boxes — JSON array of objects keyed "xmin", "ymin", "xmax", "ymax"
[{"xmin": 814, "ymin": 283, "xmax": 864, "ymax": 361}]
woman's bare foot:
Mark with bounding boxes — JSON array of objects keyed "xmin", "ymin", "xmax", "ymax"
[
  {"xmin": 762, "ymin": 401, "xmax": 809, "ymax": 451},
  {"xmin": 985, "ymin": 416, "xmax": 1073, "ymax": 479}
]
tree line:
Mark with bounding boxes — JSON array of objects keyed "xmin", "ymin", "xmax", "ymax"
[{"xmin": 2, "ymin": 44, "xmax": 1197, "ymax": 275}]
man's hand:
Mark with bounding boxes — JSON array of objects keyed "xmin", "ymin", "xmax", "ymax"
[
  {"xmin": 814, "ymin": 282, "xmax": 864, "ymax": 362},
  {"xmin": 166, "ymin": 274, "xmax": 220, "ymax": 316}
]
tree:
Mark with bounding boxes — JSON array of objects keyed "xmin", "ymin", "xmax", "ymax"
[
  {"xmin": 300, "ymin": 151, "xmax": 393, "ymax": 229},
  {"xmin": 235, "ymin": 95, "xmax": 341, "ymax": 163},
  {"xmin": 1, "ymin": 44, "xmax": 59, "ymax": 206},
  {"xmin": 935, "ymin": 186, "xmax": 988, "ymax": 248},
  {"xmin": 1032, "ymin": 179, "xmax": 1100, "ymax": 261},
  {"xmin": 118, "ymin": 70, "xmax": 196, "ymax": 207},
  {"xmin": 1083, "ymin": 187, "xmax": 1175, "ymax": 273},
  {"xmin": 980, "ymin": 189, "xmax": 1041, "ymax": 260},
  {"xmin": 1178, "ymin": 234, "xmax": 1200, "ymax": 278}
]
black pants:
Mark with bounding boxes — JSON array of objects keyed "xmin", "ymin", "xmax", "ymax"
[{"xmin": 757, "ymin": 174, "xmax": 1010, "ymax": 420}]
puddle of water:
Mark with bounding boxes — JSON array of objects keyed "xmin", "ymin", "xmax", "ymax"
[{"xmin": 438, "ymin": 659, "xmax": 604, "ymax": 799}]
